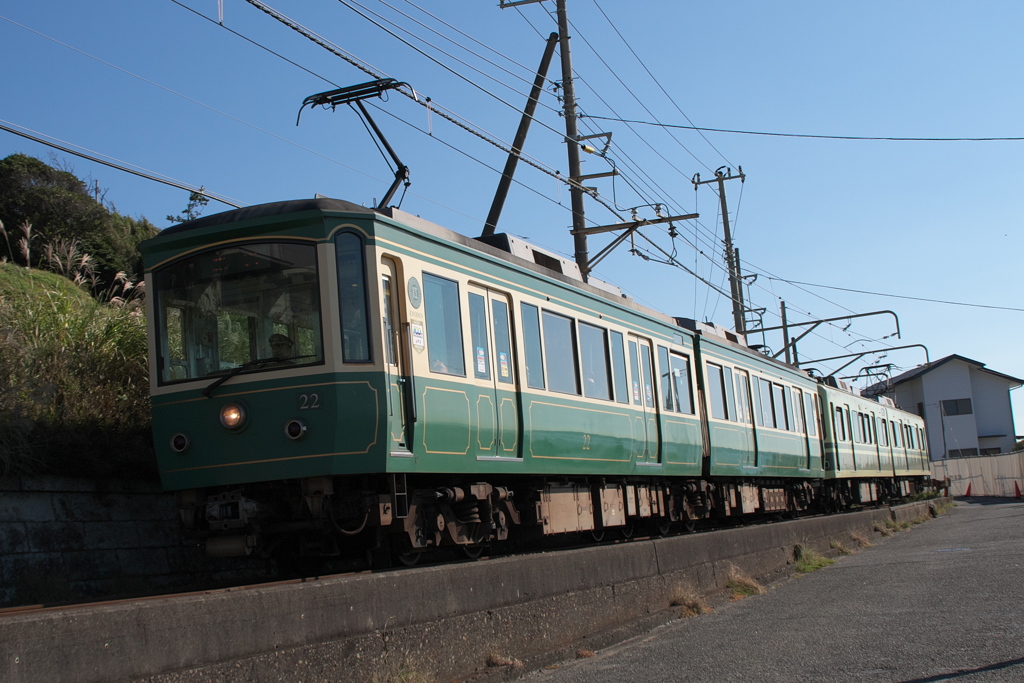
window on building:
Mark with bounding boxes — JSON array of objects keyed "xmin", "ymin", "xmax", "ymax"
[{"xmin": 942, "ymin": 398, "xmax": 973, "ymax": 416}]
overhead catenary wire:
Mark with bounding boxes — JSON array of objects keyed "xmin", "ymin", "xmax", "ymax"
[
  {"xmin": 588, "ymin": 0, "xmax": 735, "ymax": 169},
  {"xmin": 767, "ymin": 278, "xmax": 1024, "ymax": 313},
  {"xmin": 0, "ymin": 119, "xmax": 246, "ymax": 208},
  {"xmin": 581, "ymin": 114, "xmax": 1024, "ymax": 142}
]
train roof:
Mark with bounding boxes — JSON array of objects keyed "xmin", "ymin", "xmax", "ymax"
[{"xmin": 156, "ymin": 197, "xmax": 375, "ymax": 236}]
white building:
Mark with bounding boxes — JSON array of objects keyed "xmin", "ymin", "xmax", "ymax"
[{"xmin": 864, "ymin": 355, "xmax": 1022, "ymax": 461}]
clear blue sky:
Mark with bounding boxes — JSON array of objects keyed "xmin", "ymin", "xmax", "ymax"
[{"xmin": 3, "ymin": 1, "xmax": 1023, "ymax": 433}]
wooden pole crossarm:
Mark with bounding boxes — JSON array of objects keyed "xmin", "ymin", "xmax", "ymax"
[
  {"xmin": 771, "ymin": 322, "xmax": 822, "ymax": 360},
  {"xmin": 570, "ymin": 213, "xmax": 698, "ymax": 237}
]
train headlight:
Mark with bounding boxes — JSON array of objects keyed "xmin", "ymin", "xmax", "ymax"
[
  {"xmin": 220, "ymin": 403, "xmax": 247, "ymax": 430},
  {"xmin": 284, "ymin": 419, "xmax": 307, "ymax": 441},
  {"xmin": 170, "ymin": 432, "xmax": 191, "ymax": 453}
]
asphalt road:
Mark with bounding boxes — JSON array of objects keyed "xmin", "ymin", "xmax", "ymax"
[{"xmin": 526, "ymin": 499, "xmax": 1024, "ymax": 683}]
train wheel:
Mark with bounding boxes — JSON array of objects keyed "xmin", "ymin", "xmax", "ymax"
[
  {"xmin": 396, "ymin": 549, "xmax": 421, "ymax": 566},
  {"xmin": 590, "ymin": 529, "xmax": 606, "ymax": 542},
  {"xmin": 461, "ymin": 544, "xmax": 485, "ymax": 560},
  {"xmin": 683, "ymin": 520, "xmax": 697, "ymax": 534},
  {"xmin": 620, "ymin": 524, "xmax": 635, "ymax": 539},
  {"xmin": 658, "ymin": 521, "xmax": 672, "ymax": 536}
]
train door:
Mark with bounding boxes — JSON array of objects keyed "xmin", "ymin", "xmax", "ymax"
[
  {"xmin": 468, "ymin": 286, "xmax": 520, "ymax": 458},
  {"xmin": 628, "ymin": 335, "xmax": 659, "ymax": 464},
  {"xmin": 381, "ymin": 257, "xmax": 410, "ymax": 454}
]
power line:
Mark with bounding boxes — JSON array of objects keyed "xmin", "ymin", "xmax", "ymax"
[
  {"xmin": 588, "ymin": 0, "xmax": 734, "ymax": 168},
  {"xmin": 582, "ymin": 114, "xmax": 1024, "ymax": 142},
  {"xmin": 768, "ymin": 277, "xmax": 1024, "ymax": 312},
  {"xmin": 0, "ymin": 119, "xmax": 245, "ymax": 208}
]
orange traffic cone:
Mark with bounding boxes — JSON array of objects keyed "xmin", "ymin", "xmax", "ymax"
[
  {"xmin": 1015, "ymin": 481, "xmax": 1021, "ymax": 499},
  {"xmin": 965, "ymin": 482, "xmax": 972, "ymax": 497}
]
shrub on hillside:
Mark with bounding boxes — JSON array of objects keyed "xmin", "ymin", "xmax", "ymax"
[{"xmin": 0, "ymin": 264, "xmax": 154, "ymax": 479}]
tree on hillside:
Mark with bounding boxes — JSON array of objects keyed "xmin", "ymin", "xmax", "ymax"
[
  {"xmin": 0, "ymin": 153, "xmax": 158, "ymax": 288},
  {"xmin": 166, "ymin": 190, "xmax": 209, "ymax": 224}
]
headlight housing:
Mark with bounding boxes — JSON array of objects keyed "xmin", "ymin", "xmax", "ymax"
[
  {"xmin": 220, "ymin": 402, "xmax": 247, "ymax": 430},
  {"xmin": 170, "ymin": 432, "xmax": 191, "ymax": 453}
]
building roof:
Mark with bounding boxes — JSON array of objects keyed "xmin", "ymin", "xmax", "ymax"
[{"xmin": 863, "ymin": 354, "xmax": 1024, "ymax": 397}]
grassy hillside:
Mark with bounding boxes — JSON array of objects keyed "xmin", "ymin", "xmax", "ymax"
[{"xmin": 0, "ymin": 262, "xmax": 154, "ymax": 479}]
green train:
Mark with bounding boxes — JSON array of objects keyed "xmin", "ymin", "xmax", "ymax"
[{"xmin": 143, "ymin": 198, "xmax": 931, "ymax": 560}]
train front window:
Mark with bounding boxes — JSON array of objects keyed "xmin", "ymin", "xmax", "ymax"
[{"xmin": 154, "ymin": 242, "xmax": 324, "ymax": 384}]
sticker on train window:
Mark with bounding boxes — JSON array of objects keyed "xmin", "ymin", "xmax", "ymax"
[{"xmin": 499, "ymin": 352, "xmax": 510, "ymax": 377}]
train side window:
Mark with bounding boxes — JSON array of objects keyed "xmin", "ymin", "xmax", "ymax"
[
  {"xmin": 734, "ymin": 369, "xmax": 751, "ymax": 423},
  {"xmin": 892, "ymin": 422, "xmax": 901, "ymax": 448},
  {"xmin": 878, "ymin": 418, "xmax": 888, "ymax": 446},
  {"xmin": 783, "ymin": 387, "xmax": 796, "ymax": 431},
  {"xmin": 752, "ymin": 376, "xmax": 763, "ymax": 426},
  {"xmin": 792, "ymin": 388, "xmax": 806, "ymax": 434},
  {"xmin": 804, "ymin": 393, "xmax": 818, "ymax": 437},
  {"xmin": 336, "ymin": 232, "xmax": 371, "ymax": 362},
  {"xmin": 163, "ymin": 306, "xmax": 188, "ymax": 380},
  {"xmin": 580, "ymin": 323, "xmax": 611, "ymax": 400},
  {"xmin": 468, "ymin": 293, "xmax": 490, "ymax": 380},
  {"xmin": 756, "ymin": 377, "xmax": 773, "ymax": 427},
  {"xmin": 723, "ymin": 367, "xmax": 737, "ymax": 421},
  {"xmin": 542, "ymin": 310, "xmax": 580, "ymax": 395},
  {"xmin": 657, "ymin": 346, "xmax": 674, "ymax": 411},
  {"xmin": 610, "ymin": 331, "xmax": 628, "ymax": 403},
  {"xmin": 834, "ymin": 406, "xmax": 845, "ymax": 441},
  {"xmin": 671, "ymin": 353, "xmax": 694, "ymax": 414},
  {"xmin": 639, "ymin": 342, "xmax": 655, "ymax": 408},
  {"xmin": 772, "ymin": 383, "xmax": 787, "ymax": 429},
  {"xmin": 521, "ymin": 303, "xmax": 545, "ymax": 389},
  {"xmin": 491, "ymin": 299, "xmax": 514, "ymax": 384},
  {"xmin": 629, "ymin": 340, "xmax": 641, "ymax": 405},
  {"xmin": 707, "ymin": 362, "xmax": 728, "ymax": 420},
  {"xmin": 423, "ymin": 273, "xmax": 465, "ymax": 375}
]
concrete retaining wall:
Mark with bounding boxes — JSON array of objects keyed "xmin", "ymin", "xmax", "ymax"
[
  {"xmin": 0, "ymin": 500, "xmax": 942, "ymax": 683},
  {"xmin": 0, "ymin": 477, "xmax": 273, "ymax": 607}
]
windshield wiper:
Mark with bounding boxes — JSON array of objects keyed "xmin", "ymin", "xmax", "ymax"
[
  {"xmin": 203, "ymin": 357, "xmax": 281, "ymax": 398},
  {"xmin": 202, "ymin": 355, "xmax": 318, "ymax": 398}
]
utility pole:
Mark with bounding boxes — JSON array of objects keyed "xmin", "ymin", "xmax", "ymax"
[
  {"xmin": 693, "ymin": 167, "xmax": 745, "ymax": 333},
  {"xmin": 555, "ymin": 0, "xmax": 590, "ymax": 281},
  {"xmin": 483, "ymin": 32, "xmax": 559, "ymax": 237}
]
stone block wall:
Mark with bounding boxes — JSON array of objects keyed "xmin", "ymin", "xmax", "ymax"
[{"xmin": 0, "ymin": 477, "xmax": 273, "ymax": 608}]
